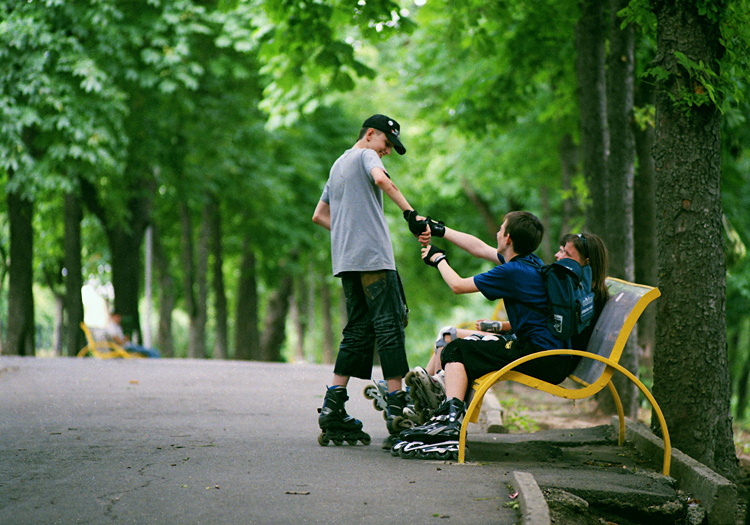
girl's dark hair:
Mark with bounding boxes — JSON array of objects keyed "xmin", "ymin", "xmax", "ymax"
[{"xmin": 560, "ymin": 232, "xmax": 609, "ymax": 301}]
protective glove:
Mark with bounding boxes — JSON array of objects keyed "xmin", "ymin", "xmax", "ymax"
[
  {"xmin": 404, "ymin": 210, "xmax": 428, "ymax": 236},
  {"xmin": 423, "ymin": 245, "xmax": 447, "ymax": 267},
  {"xmin": 426, "ymin": 217, "xmax": 446, "ymax": 237}
]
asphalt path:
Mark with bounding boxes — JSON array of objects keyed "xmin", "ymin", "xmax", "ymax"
[{"xmin": 0, "ymin": 357, "xmax": 519, "ymax": 524}]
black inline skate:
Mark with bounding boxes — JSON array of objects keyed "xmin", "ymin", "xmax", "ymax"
[
  {"xmin": 317, "ymin": 386, "xmax": 371, "ymax": 446},
  {"xmin": 391, "ymin": 397, "xmax": 465, "ymax": 460}
]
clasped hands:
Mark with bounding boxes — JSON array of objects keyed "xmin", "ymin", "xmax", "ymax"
[{"xmin": 403, "ymin": 210, "xmax": 447, "ymax": 267}]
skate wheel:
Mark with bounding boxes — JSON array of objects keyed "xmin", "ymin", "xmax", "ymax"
[
  {"xmin": 436, "ymin": 450, "xmax": 453, "ymax": 461},
  {"xmin": 332, "ymin": 439, "xmax": 344, "ymax": 446},
  {"xmin": 363, "ymin": 385, "xmax": 380, "ymax": 405},
  {"xmin": 360, "ymin": 434, "xmax": 371, "ymax": 446},
  {"xmin": 347, "ymin": 439, "xmax": 358, "ymax": 445},
  {"xmin": 318, "ymin": 433, "xmax": 329, "ymax": 447},
  {"xmin": 399, "ymin": 445, "xmax": 419, "ymax": 459}
]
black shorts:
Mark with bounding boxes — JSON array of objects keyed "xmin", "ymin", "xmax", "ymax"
[{"xmin": 441, "ymin": 335, "xmax": 573, "ymax": 385}]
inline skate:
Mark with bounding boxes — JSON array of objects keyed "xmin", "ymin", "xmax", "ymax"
[
  {"xmin": 362, "ymin": 380, "xmax": 421, "ymax": 427},
  {"xmin": 317, "ymin": 386, "xmax": 371, "ymax": 446},
  {"xmin": 404, "ymin": 367, "xmax": 446, "ymax": 423},
  {"xmin": 391, "ymin": 397, "xmax": 465, "ymax": 461}
]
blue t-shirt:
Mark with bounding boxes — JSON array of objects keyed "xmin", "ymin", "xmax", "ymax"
[{"xmin": 473, "ymin": 252, "xmax": 564, "ymax": 350}]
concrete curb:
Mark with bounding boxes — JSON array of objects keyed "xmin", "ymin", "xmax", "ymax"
[
  {"xmin": 611, "ymin": 416, "xmax": 737, "ymax": 525},
  {"xmin": 510, "ymin": 471, "xmax": 551, "ymax": 525}
]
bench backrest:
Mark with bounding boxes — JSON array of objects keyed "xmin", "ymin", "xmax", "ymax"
[{"xmin": 570, "ymin": 278, "xmax": 660, "ymax": 386}]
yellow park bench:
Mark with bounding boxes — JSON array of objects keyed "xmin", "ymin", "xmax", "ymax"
[
  {"xmin": 76, "ymin": 322, "xmax": 143, "ymax": 359},
  {"xmin": 459, "ymin": 277, "xmax": 671, "ymax": 475}
]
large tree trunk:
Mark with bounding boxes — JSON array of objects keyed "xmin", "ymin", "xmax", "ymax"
[
  {"xmin": 234, "ymin": 240, "xmax": 259, "ymax": 360},
  {"xmin": 5, "ymin": 173, "xmax": 35, "ymax": 356},
  {"xmin": 152, "ymin": 225, "xmax": 175, "ymax": 357},
  {"xmin": 633, "ymin": 80, "xmax": 658, "ymax": 361},
  {"xmin": 208, "ymin": 198, "xmax": 228, "ymax": 360},
  {"xmin": 576, "ymin": 0, "xmax": 609, "ymax": 235},
  {"xmin": 602, "ymin": 0, "xmax": 638, "ymax": 418},
  {"xmin": 64, "ymin": 192, "xmax": 85, "ymax": 357},
  {"xmin": 650, "ymin": 0, "xmax": 738, "ymax": 479},
  {"xmin": 259, "ymin": 273, "xmax": 293, "ymax": 362}
]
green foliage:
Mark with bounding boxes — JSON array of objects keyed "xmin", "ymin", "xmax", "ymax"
[
  {"xmin": 0, "ymin": 1, "xmax": 128, "ymax": 197},
  {"xmin": 247, "ymin": 0, "xmax": 414, "ymax": 126}
]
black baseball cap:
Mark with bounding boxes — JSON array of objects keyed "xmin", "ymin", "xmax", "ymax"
[{"xmin": 362, "ymin": 114, "xmax": 406, "ymax": 155}]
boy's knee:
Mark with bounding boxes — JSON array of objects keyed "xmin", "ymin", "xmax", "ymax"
[
  {"xmin": 440, "ymin": 339, "xmax": 464, "ymax": 367},
  {"xmin": 435, "ymin": 326, "xmax": 457, "ymax": 352}
]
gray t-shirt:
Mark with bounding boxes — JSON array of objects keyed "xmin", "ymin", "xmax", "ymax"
[{"xmin": 321, "ymin": 147, "xmax": 396, "ymax": 276}]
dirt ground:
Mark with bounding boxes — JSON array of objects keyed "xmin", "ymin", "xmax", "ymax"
[{"xmin": 489, "ymin": 382, "xmax": 750, "ymax": 524}]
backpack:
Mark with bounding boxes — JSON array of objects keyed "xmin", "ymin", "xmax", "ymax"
[
  {"xmin": 522, "ymin": 257, "xmax": 595, "ymax": 341},
  {"xmin": 541, "ymin": 258, "xmax": 595, "ymax": 340}
]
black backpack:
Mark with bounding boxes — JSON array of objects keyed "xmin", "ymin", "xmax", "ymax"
[{"xmin": 524, "ymin": 257, "xmax": 596, "ymax": 341}]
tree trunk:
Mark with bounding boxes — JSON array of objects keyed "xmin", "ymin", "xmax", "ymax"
[
  {"xmin": 650, "ymin": 0, "xmax": 738, "ymax": 479},
  {"xmin": 64, "ymin": 191, "xmax": 85, "ymax": 357},
  {"xmin": 733, "ymin": 318, "xmax": 750, "ymax": 420},
  {"xmin": 259, "ymin": 273, "xmax": 293, "ymax": 362},
  {"xmin": 291, "ymin": 275, "xmax": 308, "ymax": 362},
  {"xmin": 320, "ymin": 281, "xmax": 335, "ymax": 364},
  {"xmin": 0, "ymin": 242, "xmax": 8, "ymax": 354},
  {"xmin": 195, "ymin": 203, "xmax": 210, "ymax": 358},
  {"xmin": 179, "ymin": 202, "xmax": 200, "ymax": 358},
  {"xmin": 602, "ymin": 0, "xmax": 638, "ymax": 418},
  {"xmin": 108, "ymin": 226, "xmax": 145, "ymax": 340},
  {"xmin": 152, "ymin": 224, "xmax": 175, "ymax": 357},
  {"xmin": 559, "ymin": 133, "xmax": 579, "ymax": 237},
  {"xmin": 633, "ymin": 80, "xmax": 658, "ymax": 362},
  {"xmin": 461, "ymin": 178, "xmax": 500, "ymax": 238},
  {"xmin": 207, "ymin": 198, "xmax": 227, "ymax": 360},
  {"xmin": 234, "ymin": 240, "xmax": 259, "ymax": 360},
  {"xmin": 575, "ymin": 0, "xmax": 609, "ymax": 234},
  {"xmin": 5, "ymin": 173, "xmax": 35, "ymax": 356},
  {"xmin": 79, "ymin": 175, "xmax": 150, "ymax": 343}
]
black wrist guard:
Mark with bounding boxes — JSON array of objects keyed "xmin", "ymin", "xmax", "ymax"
[
  {"xmin": 426, "ymin": 217, "xmax": 446, "ymax": 237},
  {"xmin": 423, "ymin": 246, "xmax": 447, "ymax": 267},
  {"xmin": 404, "ymin": 210, "xmax": 428, "ymax": 236}
]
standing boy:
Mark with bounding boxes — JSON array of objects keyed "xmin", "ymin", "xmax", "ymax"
[{"xmin": 312, "ymin": 114, "xmax": 422, "ymax": 447}]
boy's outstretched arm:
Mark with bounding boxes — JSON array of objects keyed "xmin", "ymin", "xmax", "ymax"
[
  {"xmin": 372, "ymin": 167, "xmax": 412, "ymax": 213},
  {"xmin": 442, "ymin": 227, "xmax": 499, "ymax": 263},
  {"xmin": 422, "ymin": 245, "xmax": 479, "ymax": 295}
]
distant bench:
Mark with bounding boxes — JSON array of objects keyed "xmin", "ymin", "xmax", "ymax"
[{"xmin": 459, "ymin": 277, "xmax": 671, "ymax": 475}]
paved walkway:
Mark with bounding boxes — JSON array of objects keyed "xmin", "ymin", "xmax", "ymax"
[
  {"xmin": 0, "ymin": 357, "xmax": 520, "ymax": 524},
  {"xmin": 0, "ymin": 356, "xmax": 735, "ymax": 524}
]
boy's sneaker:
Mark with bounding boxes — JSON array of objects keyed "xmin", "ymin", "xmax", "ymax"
[{"xmin": 405, "ymin": 367, "xmax": 446, "ymax": 422}]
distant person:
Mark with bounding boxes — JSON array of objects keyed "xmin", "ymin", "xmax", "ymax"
[
  {"xmin": 312, "ymin": 114, "xmax": 428, "ymax": 448},
  {"xmin": 105, "ymin": 312, "xmax": 160, "ymax": 358}
]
